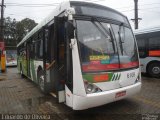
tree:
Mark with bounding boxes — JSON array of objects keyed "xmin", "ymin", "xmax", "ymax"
[
  {"xmin": 4, "ymin": 17, "xmax": 17, "ymax": 49},
  {"xmin": 3, "ymin": 17, "xmax": 37, "ymax": 49},
  {"xmin": 16, "ymin": 18, "xmax": 37, "ymax": 43}
]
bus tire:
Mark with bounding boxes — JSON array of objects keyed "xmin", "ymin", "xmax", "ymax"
[
  {"xmin": 38, "ymin": 70, "xmax": 49, "ymax": 94},
  {"xmin": 148, "ymin": 62, "xmax": 160, "ymax": 78}
]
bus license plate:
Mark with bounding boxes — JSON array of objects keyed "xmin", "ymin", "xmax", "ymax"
[{"xmin": 115, "ymin": 91, "xmax": 126, "ymax": 98}]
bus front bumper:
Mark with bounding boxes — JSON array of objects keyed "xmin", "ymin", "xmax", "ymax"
[{"xmin": 73, "ymin": 82, "xmax": 141, "ymax": 110}]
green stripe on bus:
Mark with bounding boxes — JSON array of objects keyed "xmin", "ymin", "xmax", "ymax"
[
  {"xmin": 108, "ymin": 73, "xmax": 113, "ymax": 81},
  {"xmin": 83, "ymin": 74, "xmax": 94, "ymax": 83}
]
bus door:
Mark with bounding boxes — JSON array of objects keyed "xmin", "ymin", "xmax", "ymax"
[
  {"xmin": 50, "ymin": 17, "xmax": 68, "ymax": 103},
  {"xmin": 26, "ymin": 42, "xmax": 31, "ymax": 78}
]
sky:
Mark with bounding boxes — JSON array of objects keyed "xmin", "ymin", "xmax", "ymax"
[{"xmin": 3, "ymin": 0, "xmax": 160, "ymax": 30}]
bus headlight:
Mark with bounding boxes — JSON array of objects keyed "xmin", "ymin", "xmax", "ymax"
[{"xmin": 84, "ymin": 80, "xmax": 102, "ymax": 94}]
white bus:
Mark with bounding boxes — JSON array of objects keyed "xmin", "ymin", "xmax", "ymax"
[
  {"xmin": 135, "ymin": 27, "xmax": 160, "ymax": 77},
  {"xmin": 17, "ymin": 1, "xmax": 141, "ymax": 110}
]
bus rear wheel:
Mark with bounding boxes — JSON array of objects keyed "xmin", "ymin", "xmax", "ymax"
[
  {"xmin": 148, "ymin": 62, "xmax": 160, "ymax": 78},
  {"xmin": 38, "ymin": 70, "xmax": 49, "ymax": 94}
]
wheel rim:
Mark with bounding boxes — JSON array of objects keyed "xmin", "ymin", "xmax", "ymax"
[
  {"xmin": 152, "ymin": 66, "xmax": 160, "ymax": 74},
  {"xmin": 39, "ymin": 75, "xmax": 45, "ymax": 91}
]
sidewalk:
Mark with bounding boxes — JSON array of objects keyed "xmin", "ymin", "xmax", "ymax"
[{"xmin": 0, "ymin": 67, "xmax": 65, "ymax": 120}]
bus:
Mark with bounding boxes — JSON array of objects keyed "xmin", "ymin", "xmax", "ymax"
[
  {"xmin": 17, "ymin": 1, "xmax": 141, "ymax": 110},
  {"xmin": 6, "ymin": 50, "xmax": 17, "ymax": 67},
  {"xmin": 134, "ymin": 27, "xmax": 160, "ymax": 78}
]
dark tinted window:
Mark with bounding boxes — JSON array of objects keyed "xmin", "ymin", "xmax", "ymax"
[
  {"xmin": 39, "ymin": 32, "xmax": 43, "ymax": 59},
  {"xmin": 30, "ymin": 39, "xmax": 35, "ymax": 59},
  {"xmin": 137, "ymin": 39, "xmax": 145, "ymax": 48},
  {"xmin": 149, "ymin": 37, "xmax": 160, "ymax": 50},
  {"xmin": 136, "ymin": 39, "xmax": 147, "ymax": 58},
  {"xmin": 32, "ymin": 32, "xmax": 43, "ymax": 60}
]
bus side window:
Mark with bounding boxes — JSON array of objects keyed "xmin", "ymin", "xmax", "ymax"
[
  {"xmin": 149, "ymin": 37, "xmax": 160, "ymax": 50},
  {"xmin": 38, "ymin": 31, "xmax": 43, "ymax": 59},
  {"xmin": 137, "ymin": 39, "xmax": 147, "ymax": 58},
  {"xmin": 30, "ymin": 43, "xmax": 34, "ymax": 59},
  {"xmin": 48, "ymin": 24, "xmax": 54, "ymax": 62},
  {"xmin": 44, "ymin": 28, "xmax": 50, "ymax": 62}
]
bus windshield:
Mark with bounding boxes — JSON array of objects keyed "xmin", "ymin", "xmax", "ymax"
[{"xmin": 76, "ymin": 20, "xmax": 139, "ymax": 72}]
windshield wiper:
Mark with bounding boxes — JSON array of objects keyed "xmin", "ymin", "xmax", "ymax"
[
  {"xmin": 91, "ymin": 17, "xmax": 116, "ymax": 53},
  {"xmin": 91, "ymin": 19, "xmax": 109, "ymax": 40},
  {"xmin": 118, "ymin": 23, "xmax": 124, "ymax": 55}
]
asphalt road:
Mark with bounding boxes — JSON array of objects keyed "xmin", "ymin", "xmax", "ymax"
[{"xmin": 0, "ymin": 67, "xmax": 159, "ymax": 120}]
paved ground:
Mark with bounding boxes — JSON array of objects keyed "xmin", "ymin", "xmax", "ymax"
[{"xmin": 0, "ymin": 67, "xmax": 160, "ymax": 120}]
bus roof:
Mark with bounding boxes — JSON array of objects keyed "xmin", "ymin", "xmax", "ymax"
[
  {"xmin": 17, "ymin": 1, "xmax": 127, "ymax": 47},
  {"xmin": 134, "ymin": 26, "xmax": 160, "ymax": 35}
]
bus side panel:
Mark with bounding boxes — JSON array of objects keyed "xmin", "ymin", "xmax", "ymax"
[
  {"xmin": 17, "ymin": 56, "xmax": 21, "ymax": 72},
  {"xmin": 140, "ymin": 57, "xmax": 160, "ymax": 73},
  {"xmin": 18, "ymin": 56, "xmax": 27, "ymax": 76},
  {"xmin": 30, "ymin": 59, "xmax": 37, "ymax": 82},
  {"xmin": 31, "ymin": 60, "xmax": 43, "ymax": 83},
  {"xmin": 65, "ymin": 85, "xmax": 73, "ymax": 108},
  {"xmin": 22, "ymin": 58, "xmax": 27, "ymax": 76},
  {"xmin": 72, "ymin": 39, "xmax": 86, "ymax": 96}
]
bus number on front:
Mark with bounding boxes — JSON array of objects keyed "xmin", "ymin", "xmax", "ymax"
[{"xmin": 127, "ymin": 72, "xmax": 135, "ymax": 78}]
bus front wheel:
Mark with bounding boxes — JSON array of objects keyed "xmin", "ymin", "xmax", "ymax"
[
  {"xmin": 148, "ymin": 62, "xmax": 160, "ymax": 78},
  {"xmin": 38, "ymin": 70, "xmax": 49, "ymax": 94}
]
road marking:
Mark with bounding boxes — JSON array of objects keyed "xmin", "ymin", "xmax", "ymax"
[{"xmin": 134, "ymin": 96, "xmax": 160, "ymax": 109}]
